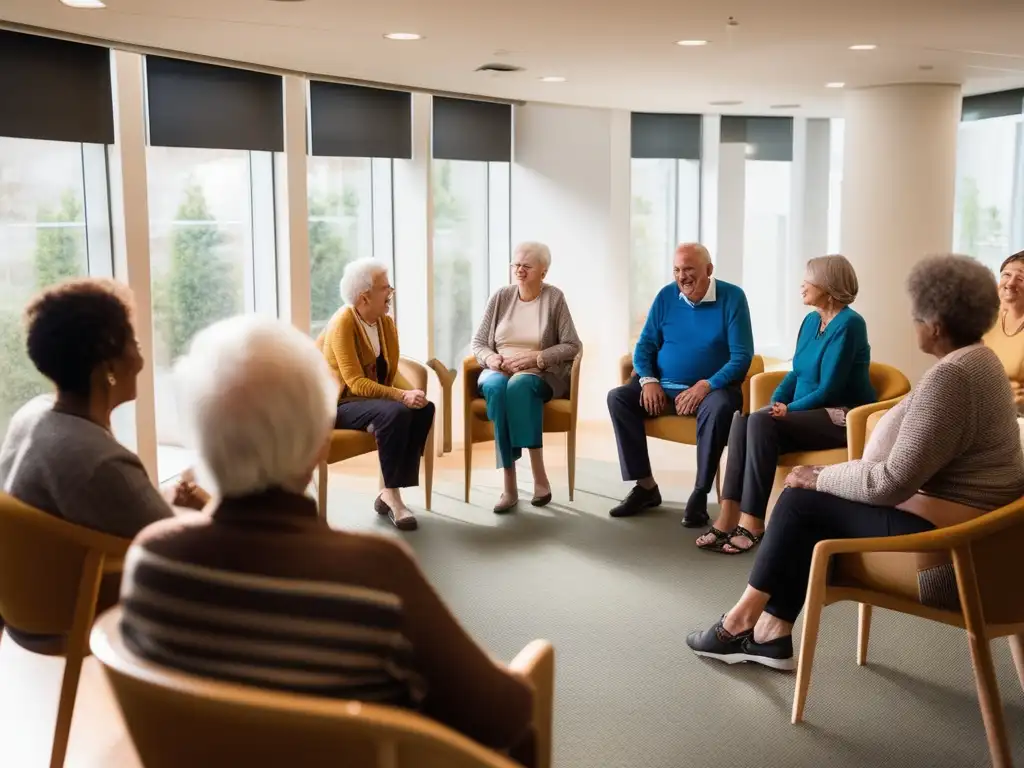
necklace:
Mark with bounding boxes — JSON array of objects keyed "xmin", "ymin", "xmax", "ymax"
[{"xmin": 1001, "ymin": 310, "xmax": 1024, "ymax": 337}]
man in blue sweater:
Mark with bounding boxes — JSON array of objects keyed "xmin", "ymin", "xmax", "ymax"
[{"xmin": 607, "ymin": 243, "xmax": 754, "ymax": 525}]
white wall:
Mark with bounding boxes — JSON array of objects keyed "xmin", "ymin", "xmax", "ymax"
[{"xmin": 512, "ymin": 103, "xmax": 631, "ymax": 421}]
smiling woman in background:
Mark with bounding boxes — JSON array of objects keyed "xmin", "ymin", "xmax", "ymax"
[
  {"xmin": 983, "ymin": 250, "xmax": 1024, "ymax": 414},
  {"xmin": 471, "ymin": 242, "xmax": 581, "ymax": 514}
]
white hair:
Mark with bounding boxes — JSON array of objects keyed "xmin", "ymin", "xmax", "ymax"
[
  {"xmin": 339, "ymin": 258, "xmax": 389, "ymax": 306},
  {"xmin": 677, "ymin": 242, "xmax": 712, "ymax": 265},
  {"xmin": 173, "ymin": 315, "xmax": 340, "ymax": 498},
  {"xmin": 514, "ymin": 241, "xmax": 551, "ymax": 270}
]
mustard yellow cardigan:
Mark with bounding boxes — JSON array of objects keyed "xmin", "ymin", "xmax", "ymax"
[{"xmin": 316, "ymin": 307, "xmax": 403, "ymax": 402}]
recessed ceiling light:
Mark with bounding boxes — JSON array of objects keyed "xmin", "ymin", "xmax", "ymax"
[
  {"xmin": 826, "ymin": 82, "xmax": 846, "ymax": 88},
  {"xmin": 849, "ymin": 44, "xmax": 877, "ymax": 51},
  {"xmin": 539, "ymin": 76, "xmax": 566, "ymax": 83},
  {"xmin": 770, "ymin": 104, "xmax": 801, "ymax": 109},
  {"xmin": 60, "ymin": 0, "xmax": 106, "ymax": 7},
  {"xmin": 676, "ymin": 39, "xmax": 709, "ymax": 46},
  {"xmin": 709, "ymin": 100, "xmax": 743, "ymax": 106},
  {"xmin": 383, "ymin": 32, "xmax": 423, "ymax": 41}
]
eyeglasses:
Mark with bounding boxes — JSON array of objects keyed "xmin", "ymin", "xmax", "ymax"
[{"xmin": 511, "ymin": 263, "xmax": 534, "ymax": 272}]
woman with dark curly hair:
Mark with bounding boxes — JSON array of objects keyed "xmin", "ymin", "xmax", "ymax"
[
  {"xmin": 0, "ymin": 278, "xmax": 206, "ymax": 534},
  {"xmin": 685, "ymin": 254, "xmax": 1024, "ymax": 671}
]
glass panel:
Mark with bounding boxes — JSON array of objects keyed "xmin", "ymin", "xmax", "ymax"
[
  {"xmin": 146, "ymin": 146, "xmax": 253, "ymax": 479},
  {"xmin": 0, "ymin": 137, "xmax": 91, "ymax": 435},
  {"xmin": 432, "ymin": 159, "xmax": 488, "ymax": 369},
  {"xmin": 743, "ymin": 159, "xmax": 792, "ymax": 352},
  {"xmin": 828, "ymin": 118, "xmax": 845, "ymax": 254},
  {"xmin": 306, "ymin": 156, "xmax": 375, "ymax": 336},
  {"xmin": 629, "ymin": 158, "xmax": 701, "ymax": 342},
  {"xmin": 954, "ymin": 113, "xmax": 1024, "ymax": 272}
]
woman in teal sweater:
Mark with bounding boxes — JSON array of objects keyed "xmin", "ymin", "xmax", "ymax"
[{"xmin": 696, "ymin": 255, "xmax": 875, "ymax": 554}]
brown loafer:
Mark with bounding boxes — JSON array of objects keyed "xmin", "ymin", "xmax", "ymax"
[{"xmin": 374, "ymin": 495, "xmax": 418, "ymax": 531}]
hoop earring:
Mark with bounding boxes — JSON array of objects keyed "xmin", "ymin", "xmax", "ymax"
[{"xmin": 107, "ymin": 372, "xmax": 117, "ymax": 386}]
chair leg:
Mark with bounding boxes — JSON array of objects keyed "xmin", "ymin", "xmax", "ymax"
[
  {"xmin": 792, "ymin": 555, "xmax": 828, "ymax": 724},
  {"xmin": 317, "ymin": 461, "xmax": 328, "ymax": 521},
  {"xmin": 567, "ymin": 429, "xmax": 576, "ymax": 502},
  {"xmin": 1009, "ymin": 634, "xmax": 1024, "ymax": 694},
  {"xmin": 424, "ymin": 427, "xmax": 434, "ymax": 511},
  {"xmin": 857, "ymin": 603, "xmax": 872, "ymax": 666},
  {"xmin": 464, "ymin": 429, "xmax": 473, "ymax": 505}
]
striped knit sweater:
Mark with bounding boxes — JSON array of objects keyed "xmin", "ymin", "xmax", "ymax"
[
  {"xmin": 119, "ymin": 490, "xmax": 534, "ymax": 751},
  {"xmin": 818, "ymin": 344, "xmax": 1024, "ymax": 510}
]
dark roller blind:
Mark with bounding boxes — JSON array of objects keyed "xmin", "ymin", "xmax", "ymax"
[
  {"xmin": 631, "ymin": 113, "xmax": 702, "ymax": 159},
  {"xmin": 309, "ymin": 82, "xmax": 411, "ymax": 158},
  {"xmin": 432, "ymin": 97, "xmax": 512, "ymax": 162},
  {"xmin": 720, "ymin": 116, "xmax": 793, "ymax": 162},
  {"xmin": 962, "ymin": 89, "xmax": 1024, "ymax": 122},
  {"xmin": 146, "ymin": 56, "xmax": 283, "ymax": 152},
  {"xmin": 0, "ymin": 30, "xmax": 113, "ymax": 144}
]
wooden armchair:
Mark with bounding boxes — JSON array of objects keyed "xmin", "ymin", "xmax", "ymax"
[
  {"xmin": 316, "ymin": 357, "xmax": 435, "ymax": 518},
  {"xmin": 792, "ymin": 409, "xmax": 1024, "ymax": 768},
  {"xmin": 750, "ymin": 362, "xmax": 910, "ymax": 513},
  {"xmin": 463, "ymin": 352, "xmax": 583, "ymax": 504},
  {"xmin": 0, "ymin": 493, "xmax": 129, "ymax": 768},
  {"xmin": 617, "ymin": 353, "xmax": 765, "ymax": 498},
  {"xmin": 91, "ymin": 607, "xmax": 555, "ymax": 768}
]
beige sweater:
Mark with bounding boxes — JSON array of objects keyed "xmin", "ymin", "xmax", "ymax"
[{"xmin": 818, "ymin": 344, "xmax": 1024, "ymax": 513}]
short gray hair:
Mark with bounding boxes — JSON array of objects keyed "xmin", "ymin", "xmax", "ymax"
[
  {"xmin": 514, "ymin": 241, "xmax": 551, "ymax": 270},
  {"xmin": 174, "ymin": 315, "xmax": 339, "ymax": 497},
  {"xmin": 339, "ymin": 258, "xmax": 389, "ymax": 307},
  {"xmin": 806, "ymin": 255, "xmax": 859, "ymax": 305},
  {"xmin": 677, "ymin": 242, "xmax": 712, "ymax": 265},
  {"xmin": 907, "ymin": 254, "xmax": 999, "ymax": 347}
]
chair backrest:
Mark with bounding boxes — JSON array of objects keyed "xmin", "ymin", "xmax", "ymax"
[
  {"xmin": 396, "ymin": 356, "xmax": 428, "ymax": 392},
  {"xmin": 965, "ymin": 498, "xmax": 1024, "ymax": 627},
  {"xmin": 91, "ymin": 608, "xmax": 522, "ymax": 768},
  {"xmin": 0, "ymin": 493, "xmax": 127, "ymax": 635},
  {"xmin": 868, "ymin": 362, "xmax": 911, "ymax": 402}
]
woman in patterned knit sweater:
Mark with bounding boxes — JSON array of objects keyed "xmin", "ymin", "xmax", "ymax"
[{"xmin": 686, "ymin": 254, "xmax": 1024, "ymax": 671}]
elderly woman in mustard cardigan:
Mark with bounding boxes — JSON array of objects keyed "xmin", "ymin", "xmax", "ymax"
[
  {"xmin": 317, "ymin": 258, "xmax": 434, "ymax": 531},
  {"xmin": 471, "ymin": 242, "xmax": 582, "ymax": 514}
]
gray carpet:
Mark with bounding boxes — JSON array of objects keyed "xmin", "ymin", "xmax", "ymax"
[{"xmin": 326, "ymin": 456, "xmax": 1024, "ymax": 768}]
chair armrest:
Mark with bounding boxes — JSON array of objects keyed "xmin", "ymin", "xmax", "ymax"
[
  {"xmin": 568, "ymin": 352, "xmax": 583, "ymax": 423},
  {"xmin": 618, "ymin": 353, "xmax": 634, "ymax": 386},
  {"xmin": 844, "ymin": 396, "xmax": 905, "ymax": 460},
  {"xmin": 427, "ymin": 359, "xmax": 458, "ymax": 454},
  {"xmin": 462, "ymin": 355, "xmax": 483, "ymax": 401},
  {"xmin": 510, "ymin": 640, "xmax": 554, "ymax": 768},
  {"xmin": 397, "ymin": 356, "xmax": 429, "ymax": 392},
  {"xmin": 750, "ymin": 371, "xmax": 786, "ymax": 411}
]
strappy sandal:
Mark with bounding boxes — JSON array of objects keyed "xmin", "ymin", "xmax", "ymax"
[
  {"xmin": 720, "ymin": 525, "xmax": 763, "ymax": 555},
  {"xmin": 696, "ymin": 526, "xmax": 732, "ymax": 551}
]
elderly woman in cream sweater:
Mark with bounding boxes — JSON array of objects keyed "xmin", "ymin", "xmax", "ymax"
[{"xmin": 471, "ymin": 242, "xmax": 581, "ymax": 514}]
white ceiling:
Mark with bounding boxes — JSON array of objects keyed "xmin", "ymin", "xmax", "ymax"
[{"xmin": 2, "ymin": 0, "xmax": 1024, "ymax": 117}]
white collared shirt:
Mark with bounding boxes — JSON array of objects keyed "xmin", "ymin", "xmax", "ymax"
[{"xmin": 679, "ymin": 277, "xmax": 717, "ymax": 307}]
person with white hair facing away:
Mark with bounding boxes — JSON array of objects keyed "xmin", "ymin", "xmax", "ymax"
[
  {"xmin": 316, "ymin": 258, "xmax": 434, "ymax": 531},
  {"xmin": 471, "ymin": 242, "xmax": 582, "ymax": 514},
  {"xmin": 119, "ymin": 316, "xmax": 537, "ymax": 762}
]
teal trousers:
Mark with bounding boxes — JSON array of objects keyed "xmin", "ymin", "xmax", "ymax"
[{"xmin": 478, "ymin": 371, "xmax": 553, "ymax": 469}]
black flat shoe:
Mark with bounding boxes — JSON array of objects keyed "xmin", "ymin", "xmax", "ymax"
[
  {"xmin": 375, "ymin": 495, "xmax": 418, "ymax": 531},
  {"xmin": 686, "ymin": 617, "xmax": 752, "ymax": 663},
  {"xmin": 531, "ymin": 492, "xmax": 552, "ymax": 507},
  {"xmin": 681, "ymin": 489, "xmax": 709, "ymax": 527}
]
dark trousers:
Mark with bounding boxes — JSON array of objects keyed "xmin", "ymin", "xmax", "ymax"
[
  {"xmin": 606, "ymin": 377, "xmax": 743, "ymax": 493},
  {"xmin": 749, "ymin": 488, "xmax": 935, "ymax": 623},
  {"xmin": 721, "ymin": 409, "xmax": 847, "ymax": 520},
  {"xmin": 335, "ymin": 399, "xmax": 435, "ymax": 489}
]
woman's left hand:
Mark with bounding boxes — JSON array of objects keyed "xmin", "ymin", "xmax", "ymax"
[
  {"xmin": 503, "ymin": 354, "xmax": 535, "ymax": 373},
  {"xmin": 770, "ymin": 402, "xmax": 788, "ymax": 418},
  {"xmin": 784, "ymin": 465, "xmax": 821, "ymax": 490}
]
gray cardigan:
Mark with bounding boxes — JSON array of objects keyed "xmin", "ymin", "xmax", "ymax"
[{"xmin": 471, "ymin": 284, "xmax": 582, "ymax": 399}]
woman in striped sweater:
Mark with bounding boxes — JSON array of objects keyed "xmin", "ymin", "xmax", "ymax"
[{"xmin": 686, "ymin": 254, "xmax": 1024, "ymax": 671}]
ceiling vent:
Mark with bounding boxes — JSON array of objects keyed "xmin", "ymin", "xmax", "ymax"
[{"xmin": 475, "ymin": 62, "xmax": 524, "ymax": 74}]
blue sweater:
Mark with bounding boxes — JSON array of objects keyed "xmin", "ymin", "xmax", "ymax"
[
  {"xmin": 633, "ymin": 280, "xmax": 754, "ymax": 391},
  {"xmin": 772, "ymin": 307, "xmax": 875, "ymax": 411}
]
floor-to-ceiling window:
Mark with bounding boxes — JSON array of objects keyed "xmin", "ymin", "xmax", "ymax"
[
  {"xmin": 954, "ymin": 89, "xmax": 1024, "ymax": 272},
  {"xmin": 142, "ymin": 56, "xmax": 283, "ymax": 479},
  {"xmin": 0, "ymin": 32, "xmax": 115, "ymax": 437},
  {"xmin": 828, "ymin": 118, "xmax": 845, "ymax": 254},
  {"xmin": 431, "ymin": 97, "xmax": 512, "ymax": 370},
  {"xmin": 629, "ymin": 113, "xmax": 702, "ymax": 341},
  {"xmin": 307, "ymin": 82, "xmax": 405, "ymax": 336}
]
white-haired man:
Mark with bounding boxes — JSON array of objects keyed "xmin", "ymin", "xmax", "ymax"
[
  {"xmin": 317, "ymin": 258, "xmax": 434, "ymax": 531},
  {"xmin": 119, "ymin": 315, "xmax": 537, "ymax": 760},
  {"xmin": 607, "ymin": 243, "xmax": 754, "ymax": 525}
]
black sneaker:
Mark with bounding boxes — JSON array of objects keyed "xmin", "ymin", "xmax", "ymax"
[
  {"xmin": 686, "ymin": 617, "xmax": 752, "ymax": 661},
  {"xmin": 739, "ymin": 635, "xmax": 795, "ymax": 671},
  {"xmin": 609, "ymin": 484, "xmax": 662, "ymax": 517},
  {"xmin": 680, "ymin": 489, "xmax": 710, "ymax": 528}
]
